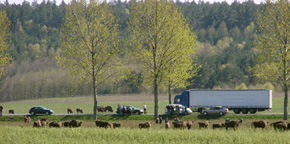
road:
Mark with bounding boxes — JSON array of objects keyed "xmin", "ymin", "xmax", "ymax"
[{"xmin": 1, "ymin": 113, "xmax": 287, "ymax": 116}]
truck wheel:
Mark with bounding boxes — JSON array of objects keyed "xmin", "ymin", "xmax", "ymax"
[
  {"xmin": 233, "ymin": 109, "xmax": 241, "ymax": 114},
  {"xmin": 135, "ymin": 111, "xmax": 140, "ymax": 115},
  {"xmin": 249, "ymin": 109, "xmax": 257, "ymax": 114},
  {"xmin": 242, "ymin": 109, "xmax": 248, "ymax": 114},
  {"xmin": 31, "ymin": 112, "xmax": 34, "ymax": 115},
  {"xmin": 203, "ymin": 111, "xmax": 208, "ymax": 116},
  {"xmin": 219, "ymin": 112, "xmax": 224, "ymax": 116}
]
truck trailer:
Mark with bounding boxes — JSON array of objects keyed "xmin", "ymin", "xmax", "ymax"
[{"xmin": 174, "ymin": 89, "xmax": 272, "ymax": 114}]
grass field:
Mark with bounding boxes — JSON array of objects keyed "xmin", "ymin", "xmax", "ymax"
[
  {"xmin": 0, "ymin": 93, "xmax": 288, "ymax": 115},
  {"xmin": 0, "ymin": 126, "xmax": 290, "ymax": 144}
]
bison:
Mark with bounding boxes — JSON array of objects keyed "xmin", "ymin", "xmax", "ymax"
[
  {"xmin": 49, "ymin": 122, "xmax": 62, "ymax": 128},
  {"xmin": 70, "ymin": 119, "xmax": 82, "ymax": 127},
  {"xmin": 139, "ymin": 122, "xmax": 151, "ymax": 129},
  {"xmin": 95, "ymin": 120, "xmax": 112, "ymax": 128},
  {"xmin": 67, "ymin": 108, "xmax": 73, "ymax": 114},
  {"xmin": 212, "ymin": 123, "xmax": 225, "ymax": 129},
  {"xmin": 97, "ymin": 106, "xmax": 105, "ymax": 112},
  {"xmin": 62, "ymin": 121, "xmax": 71, "ymax": 127},
  {"xmin": 105, "ymin": 106, "xmax": 113, "ymax": 112},
  {"xmin": 76, "ymin": 108, "xmax": 83, "ymax": 114},
  {"xmin": 33, "ymin": 120, "xmax": 42, "ymax": 127},
  {"xmin": 271, "ymin": 121, "xmax": 287, "ymax": 131},
  {"xmin": 198, "ymin": 121, "xmax": 210, "ymax": 128},
  {"xmin": 113, "ymin": 123, "xmax": 121, "ymax": 128},
  {"xmin": 186, "ymin": 120, "xmax": 193, "ymax": 130},
  {"xmin": 8, "ymin": 109, "xmax": 14, "ymax": 114},
  {"xmin": 225, "ymin": 121, "xmax": 240, "ymax": 130},
  {"xmin": 172, "ymin": 121, "xmax": 187, "ymax": 129},
  {"xmin": 251, "ymin": 120, "xmax": 268, "ymax": 129}
]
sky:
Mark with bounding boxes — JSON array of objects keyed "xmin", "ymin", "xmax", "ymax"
[{"xmin": 2, "ymin": 0, "xmax": 265, "ymax": 5}]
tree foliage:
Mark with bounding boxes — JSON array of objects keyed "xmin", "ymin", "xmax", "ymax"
[
  {"xmin": 0, "ymin": 10, "xmax": 13, "ymax": 77},
  {"xmin": 128, "ymin": 0, "xmax": 198, "ymax": 119},
  {"xmin": 57, "ymin": 0, "xmax": 126, "ymax": 120},
  {"xmin": 253, "ymin": 0, "xmax": 290, "ymax": 120}
]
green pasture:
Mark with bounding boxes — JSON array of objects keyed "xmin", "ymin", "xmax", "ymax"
[
  {"xmin": 0, "ymin": 126, "xmax": 290, "ymax": 144},
  {"xmin": 0, "ymin": 97, "xmax": 288, "ymax": 115}
]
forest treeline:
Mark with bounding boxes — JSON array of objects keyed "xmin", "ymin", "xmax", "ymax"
[{"xmin": 0, "ymin": 0, "xmax": 275, "ymax": 102}]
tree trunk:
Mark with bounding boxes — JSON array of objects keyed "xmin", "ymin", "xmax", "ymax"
[
  {"xmin": 154, "ymin": 74, "xmax": 158, "ymax": 120},
  {"xmin": 168, "ymin": 85, "xmax": 172, "ymax": 104},
  {"xmin": 284, "ymin": 85, "xmax": 288, "ymax": 120},
  {"xmin": 93, "ymin": 78, "xmax": 98, "ymax": 121}
]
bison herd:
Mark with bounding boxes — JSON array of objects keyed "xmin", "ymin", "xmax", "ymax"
[{"xmin": 28, "ymin": 116, "xmax": 290, "ymax": 131}]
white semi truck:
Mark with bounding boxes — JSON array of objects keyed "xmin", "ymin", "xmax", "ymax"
[{"xmin": 174, "ymin": 89, "xmax": 272, "ymax": 114}]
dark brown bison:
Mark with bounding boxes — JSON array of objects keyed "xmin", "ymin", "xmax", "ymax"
[
  {"xmin": 225, "ymin": 121, "xmax": 240, "ymax": 130},
  {"xmin": 198, "ymin": 121, "xmax": 210, "ymax": 128},
  {"xmin": 186, "ymin": 120, "xmax": 193, "ymax": 130},
  {"xmin": 8, "ymin": 109, "xmax": 14, "ymax": 114},
  {"xmin": 95, "ymin": 120, "xmax": 113, "ymax": 128},
  {"xmin": 212, "ymin": 123, "xmax": 225, "ymax": 129},
  {"xmin": 105, "ymin": 106, "xmax": 113, "ymax": 112},
  {"xmin": 251, "ymin": 120, "xmax": 268, "ymax": 129},
  {"xmin": 49, "ymin": 122, "xmax": 62, "ymax": 128},
  {"xmin": 271, "ymin": 121, "xmax": 287, "ymax": 131},
  {"xmin": 287, "ymin": 123, "xmax": 290, "ymax": 130},
  {"xmin": 172, "ymin": 121, "xmax": 187, "ymax": 129},
  {"xmin": 113, "ymin": 123, "xmax": 121, "ymax": 128},
  {"xmin": 76, "ymin": 108, "xmax": 83, "ymax": 113},
  {"xmin": 33, "ymin": 120, "xmax": 42, "ymax": 127},
  {"xmin": 139, "ymin": 122, "xmax": 151, "ymax": 129},
  {"xmin": 97, "ymin": 106, "xmax": 105, "ymax": 112},
  {"xmin": 62, "ymin": 121, "xmax": 71, "ymax": 127},
  {"xmin": 67, "ymin": 108, "xmax": 73, "ymax": 114},
  {"xmin": 70, "ymin": 120, "xmax": 82, "ymax": 127}
]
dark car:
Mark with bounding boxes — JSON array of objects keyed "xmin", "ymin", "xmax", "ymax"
[
  {"xmin": 29, "ymin": 106, "xmax": 54, "ymax": 115},
  {"xmin": 116, "ymin": 105, "xmax": 144, "ymax": 115}
]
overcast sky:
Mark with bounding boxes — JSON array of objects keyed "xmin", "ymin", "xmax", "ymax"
[{"xmin": 2, "ymin": 0, "xmax": 265, "ymax": 5}]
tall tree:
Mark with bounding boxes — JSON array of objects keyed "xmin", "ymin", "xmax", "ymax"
[
  {"xmin": 128, "ymin": 0, "xmax": 198, "ymax": 119},
  {"xmin": 253, "ymin": 0, "xmax": 290, "ymax": 120},
  {"xmin": 0, "ymin": 10, "xmax": 13, "ymax": 78},
  {"xmin": 57, "ymin": 0, "xmax": 125, "ymax": 120}
]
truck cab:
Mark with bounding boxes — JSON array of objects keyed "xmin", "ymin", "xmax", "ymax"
[{"xmin": 174, "ymin": 90, "xmax": 189, "ymax": 107}]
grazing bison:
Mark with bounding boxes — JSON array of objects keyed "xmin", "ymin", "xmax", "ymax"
[
  {"xmin": 97, "ymin": 106, "xmax": 105, "ymax": 112},
  {"xmin": 186, "ymin": 121, "xmax": 193, "ymax": 130},
  {"xmin": 8, "ymin": 109, "xmax": 14, "ymax": 114},
  {"xmin": 49, "ymin": 122, "xmax": 62, "ymax": 128},
  {"xmin": 271, "ymin": 121, "xmax": 287, "ymax": 131},
  {"xmin": 70, "ymin": 120, "xmax": 82, "ymax": 127},
  {"xmin": 251, "ymin": 120, "xmax": 268, "ymax": 129},
  {"xmin": 198, "ymin": 121, "xmax": 210, "ymax": 128},
  {"xmin": 105, "ymin": 106, "xmax": 113, "ymax": 112},
  {"xmin": 172, "ymin": 121, "xmax": 187, "ymax": 129},
  {"xmin": 76, "ymin": 108, "xmax": 83, "ymax": 113},
  {"xmin": 113, "ymin": 123, "xmax": 121, "ymax": 128},
  {"xmin": 225, "ymin": 121, "xmax": 240, "ymax": 130},
  {"xmin": 95, "ymin": 120, "xmax": 113, "ymax": 128},
  {"xmin": 62, "ymin": 121, "xmax": 72, "ymax": 127},
  {"xmin": 33, "ymin": 120, "xmax": 42, "ymax": 127},
  {"xmin": 67, "ymin": 108, "xmax": 73, "ymax": 114},
  {"xmin": 212, "ymin": 123, "xmax": 225, "ymax": 129},
  {"xmin": 139, "ymin": 122, "xmax": 151, "ymax": 129}
]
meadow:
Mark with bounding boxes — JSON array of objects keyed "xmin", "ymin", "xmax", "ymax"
[
  {"xmin": 0, "ymin": 93, "xmax": 288, "ymax": 115},
  {"xmin": 0, "ymin": 125, "xmax": 290, "ymax": 144}
]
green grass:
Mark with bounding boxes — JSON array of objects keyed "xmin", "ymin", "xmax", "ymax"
[
  {"xmin": 0, "ymin": 126, "xmax": 289, "ymax": 144},
  {"xmin": 0, "ymin": 96, "xmax": 288, "ymax": 116}
]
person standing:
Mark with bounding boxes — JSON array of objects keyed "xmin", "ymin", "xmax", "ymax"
[
  {"xmin": 0, "ymin": 105, "xmax": 3, "ymax": 116},
  {"xmin": 143, "ymin": 103, "xmax": 147, "ymax": 114}
]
